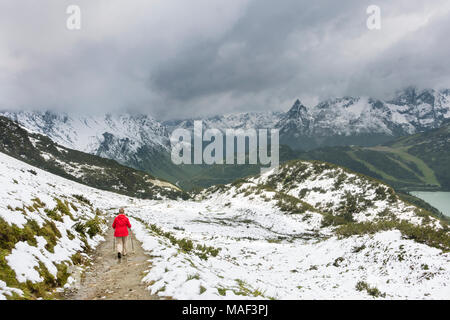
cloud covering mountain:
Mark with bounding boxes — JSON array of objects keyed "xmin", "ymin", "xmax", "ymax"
[{"xmin": 1, "ymin": 0, "xmax": 450, "ymax": 119}]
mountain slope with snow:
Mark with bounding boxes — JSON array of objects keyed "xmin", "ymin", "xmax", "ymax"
[
  {"xmin": 126, "ymin": 160, "xmax": 449, "ymax": 299},
  {"xmin": 163, "ymin": 111, "xmax": 283, "ymax": 132},
  {"xmin": 0, "ymin": 151, "xmax": 140, "ymax": 299},
  {"xmin": 1, "ymin": 111, "xmax": 170, "ymax": 155},
  {"xmin": 0, "ymin": 116, "xmax": 184, "ymax": 200},
  {"xmin": 293, "ymin": 119, "xmax": 450, "ymax": 192},
  {"xmin": 278, "ymin": 88, "xmax": 450, "ymax": 150},
  {"xmin": 1, "ymin": 151, "xmax": 449, "ymax": 299}
]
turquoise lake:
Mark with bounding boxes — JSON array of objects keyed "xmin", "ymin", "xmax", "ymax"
[{"xmin": 410, "ymin": 192, "xmax": 450, "ymax": 217}]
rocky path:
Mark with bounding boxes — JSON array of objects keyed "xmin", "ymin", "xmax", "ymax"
[{"xmin": 63, "ymin": 220, "xmax": 161, "ymax": 300}]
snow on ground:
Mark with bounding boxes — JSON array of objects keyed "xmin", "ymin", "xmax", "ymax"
[
  {"xmin": 0, "ymin": 152, "xmax": 135, "ymax": 299},
  {"xmin": 127, "ymin": 194, "xmax": 450, "ymax": 300},
  {"xmin": 1, "ymin": 151, "xmax": 449, "ymax": 300}
]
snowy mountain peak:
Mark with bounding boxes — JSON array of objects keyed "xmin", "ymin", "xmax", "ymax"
[
  {"xmin": 390, "ymin": 87, "xmax": 434, "ymax": 106},
  {"xmin": 1, "ymin": 111, "xmax": 170, "ymax": 153},
  {"xmin": 0, "ymin": 111, "xmax": 172, "ymax": 172},
  {"xmin": 277, "ymin": 89, "xmax": 450, "ymax": 149},
  {"xmin": 286, "ymin": 99, "xmax": 308, "ymax": 115}
]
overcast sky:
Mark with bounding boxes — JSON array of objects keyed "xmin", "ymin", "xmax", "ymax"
[{"xmin": 1, "ymin": 0, "xmax": 449, "ymax": 119}]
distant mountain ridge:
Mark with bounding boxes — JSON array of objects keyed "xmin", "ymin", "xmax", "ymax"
[
  {"xmin": 277, "ymin": 88, "xmax": 450, "ymax": 150},
  {"xmin": 2, "ymin": 87, "xmax": 449, "ymax": 188},
  {"xmin": 0, "ymin": 116, "xmax": 185, "ymax": 200},
  {"xmin": 163, "ymin": 111, "xmax": 283, "ymax": 132},
  {"xmin": 166, "ymin": 87, "xmax": 450, "ymax": 150},
  {"xmin": 5, "ymin": 87, "xmax": 448, "ymax": 154}
]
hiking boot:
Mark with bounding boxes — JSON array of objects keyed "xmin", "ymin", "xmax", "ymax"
[{"xmin": 118, "ymin": 252, "xmax": 121, "ymax": 259}]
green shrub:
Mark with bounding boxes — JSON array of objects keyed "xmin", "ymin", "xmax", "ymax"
[
  {"xmin": 217, "ymin": 287, "xmax": 227, "ymax": 296},
  {"xmin": 73, "ymin": 215, "xmax": 104, "ymax": 238},
  {"xmin": 0, "ymin": 217, "xmax": 71, "ymax": 299},
  {"xmin": 178, "ymin": 238, "xmax": 193, "ymax": 252},
  {"xmin": 199, "ymin": 285, "xmax": 207, "ymax": 294},
  {"xmin": 321, "ymin": 213, "xmax": 348, "ymax": 227},
  {"xmin": 70, "ymin": 203, "xmax": 78, "ymax": 212},
  {"xmin": 275, "ymin": 193, "xmax": 315, "ymax": 214},
  {"xmin": 84, "ymin": 216, "xmax": 103, "ymax": 237},
  {"xmin": 187, "ymin": 274, "xmax": 200, "ymax": 281},
  {"xmin": 147, "ymin": 222, "xmax": 220, "ymax": 259},
  {"xmin": 196, "ymin": 244, "xmax": 220, "ymax": 258},
  {"xmin": 44, "ymin": 208, "xmax": 63, "ymax": 222},
  {"xmin": 31, "ymin": 198, "xmax": 46, "ymax": 209},
  {"xmin": 72, "ymin": 194, "xmax": 92, "ymax": 207},
  {"xmin": 336, "ymin": 220, "xmax": 450, "ymax": 252},
  {"xmin": 66, "ymin": 230, "xmax": 75, "ymax": 240},
  {"xmin": 374, "ymin": 186, "xmax": 387, "ymax": 201},
  {"xmin": 233, "ymin": 279, "xmax": 265, "ymax": 298},
  {"xmin": 355, "ymin": 281, "xmax": 385, "ymax": 298},
  {"xmin": 55, "ymin": 199, "xmax": 73, "ymax": 218},
  {"xmin": 70, "ymin": 252, "xmax": 83, "ymax": 265},
  {"xmin": 74, "ymin": 222, "xmax": 86, "ymax": 236}
]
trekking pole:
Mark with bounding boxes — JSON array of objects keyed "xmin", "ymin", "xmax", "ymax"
[{"xmin": 130, "ymin": 229, "xmax": 135, "ymax": 253}]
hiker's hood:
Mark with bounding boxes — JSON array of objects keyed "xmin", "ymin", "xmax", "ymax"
[{"xmin": 116, "ymin": 214, "xmax": 128, "ymax": 221}]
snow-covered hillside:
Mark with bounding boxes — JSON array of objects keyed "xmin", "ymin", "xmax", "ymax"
[
  {"xmin": 0, "ymin": 115, "xmax": 183, "ymax": 200},
  {"xmin": 1, "ymin": 152, "xmax": 449, "ymax": 300},
  {"xmin": 0, "ymin": 152, "xmax": 136, "ymax": 299},
  {"xmin": 125, "ymin": 162, "xmax": 448, "ymax": 299},
  {"xmin": 0, "ymin": 112, "xmax": 170, "ymax": 164}
]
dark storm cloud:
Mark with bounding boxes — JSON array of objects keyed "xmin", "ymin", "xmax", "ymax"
[
  {"xmin": 152, "ymin": 0, "xmax": 362, "ymax": 100},
  {"xmin": 1, "ymin": 0, "xmax": 449, "ymax": 119}
]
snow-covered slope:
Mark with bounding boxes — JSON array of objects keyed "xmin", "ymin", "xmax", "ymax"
[
  {"xmin": 164, "ymin": 111, "xmax": 283, "ymax": 132},
  {"xmin": 164, "ymin": 88, "xmax": 450, "ymax": 141},
  {"xmin": 1, "ymin": 152, "xmax": 449, "ymax": 299},
  {"xmin": 124, "ymin": 160, "xmax": 449, "ymax": 299},
  {"xmin": 0, "ymin": 151, "xmax": 139, "ymax": 299},
  {"xmin": 0, "ymin": 115, "xmax": 183, "ymax": 199},
  {"xmin": 277, "ymin": 88, "xmax": 450, "ymax": 149},
  {"xmin": 0, "ymin": 111, "xmax": 170, "ymax": 164}
]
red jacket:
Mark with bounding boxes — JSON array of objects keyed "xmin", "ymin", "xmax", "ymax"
[{"xmin": 112, "ymin": 214, "xmax": 131, "ymax": 237}]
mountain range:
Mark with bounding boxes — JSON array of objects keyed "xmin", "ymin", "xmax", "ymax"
[
  {"xmin": 165, "ymin": 87, "xmax": 450, "ymax": 150},
  {"xmin": 278, "ymin": 88, "xmax": 450, "ymax": 150},
  {"xmin": 2, "ymin": 87, "xmax": 449, "ymax": 190}
]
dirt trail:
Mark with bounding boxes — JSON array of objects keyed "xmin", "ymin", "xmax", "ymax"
[{"xmin": 63, "ymin": 220, "xmax": 160, "ymax": 300}]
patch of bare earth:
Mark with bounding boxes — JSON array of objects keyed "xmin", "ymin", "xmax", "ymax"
[{"xmin": 63, "ymin": 220, "xmax": 168, "ymax": 300}]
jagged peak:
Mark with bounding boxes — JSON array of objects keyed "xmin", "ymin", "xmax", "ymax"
[
  {"xmin": 287, "ymin": 99, "xmax": 308, "ymax": 115},
  {"xmin": 389, "ymin": 87, "xmax": 440, "ymax": 105}
]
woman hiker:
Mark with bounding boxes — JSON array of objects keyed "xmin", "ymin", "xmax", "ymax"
[{"xmin": 112, "ymin": 208, "xmax": 132, "ymax": 259}]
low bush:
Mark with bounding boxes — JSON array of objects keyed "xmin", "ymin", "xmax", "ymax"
[
  {"xmin": 355, "ymin": 281, "xmax": 385, "ymax": 298},
  {"xmin": 336, "ymin": 220, "xmax": 450, "ymax": 252},
  {"xmin": 72, "ymin": 194, "xmax": 92, "ymax": 207}
]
